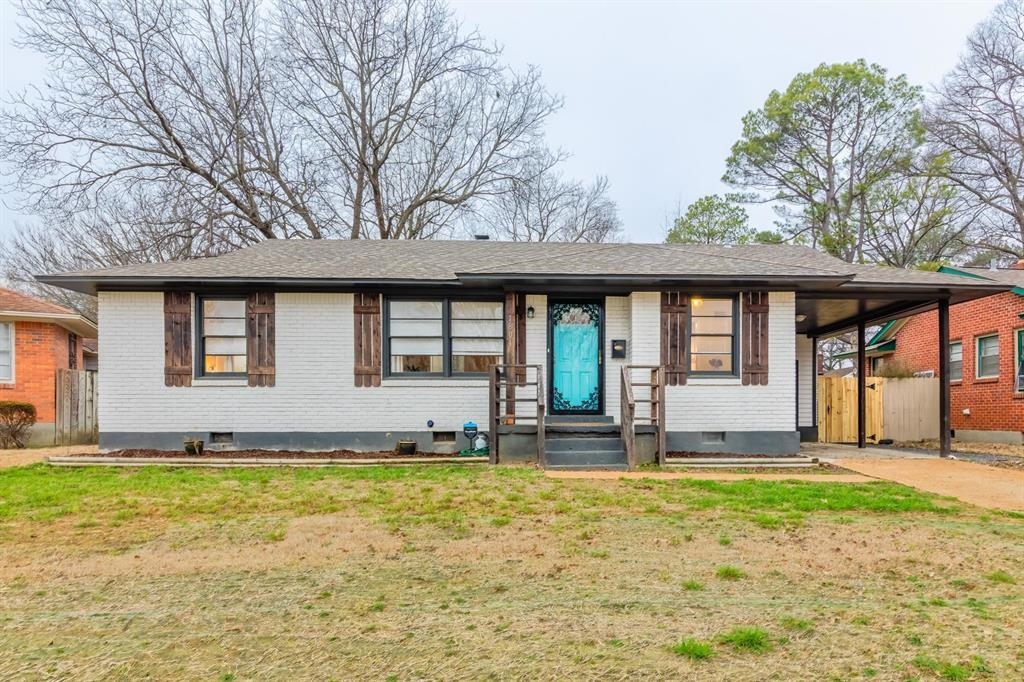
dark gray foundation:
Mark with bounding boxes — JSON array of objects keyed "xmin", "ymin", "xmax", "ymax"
[
  {"xmin": 798, "ymin": 426, "xmax": 819, "ymax": 443},
  {"xmin": 100, "ymin": 430, "xmax": 477, "ymax": 454},
  {"xmin": 102, "ymin": 428, "xmax": 800, "ymax": 457},
  {"xmin": 666, "ymin": 430, "xmax": 800, "ymax": 455}
]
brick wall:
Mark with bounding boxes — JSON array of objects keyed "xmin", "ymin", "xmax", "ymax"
[
  {"xmin": 0, "ymin": 321, "xmax": 83, "ymax": 423},
  {"xmin": 887, "ymin": 291, "xmax": 1024, "ymax": 433},
  {"xmin": 99, "ymin": 290, "xmax": 799, "ymax": 439}
]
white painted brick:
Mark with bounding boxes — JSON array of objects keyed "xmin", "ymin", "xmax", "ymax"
[
  {"xmin": 796, "ymin": 334, "xmax": 815, "ymax": 427},
  {"xmin": 604, "ymin": 296, "xmax": 631, "ymax": 418},
  {"xmin": 99, "ymin": 290, "xmax": 800, "ymax": 437},
  {"xmin": 98, "ymin": 292, "xmax": 489, "ymax": 434},
  {"xmin": 629, "ymin": 291, "xmax": 798, "ymax": 433}
]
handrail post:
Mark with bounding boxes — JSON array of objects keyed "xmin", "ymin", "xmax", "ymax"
[
  {"xmin": 489, "ymin": 365, "xmax": 499, "ymax": 465},
  {"xmin": 656, "ymin": 366, "xmax": 666, "ymax": 466},
  {"xmin": 536, "ymin": 365, "xmax": 546, "ymax": 468}
]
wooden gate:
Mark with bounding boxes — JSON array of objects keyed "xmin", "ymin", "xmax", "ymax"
[
  {"xmin": 817, "ymin": 375, "xmax": 884, "ymax": 444},
  {"xmin": 55, "ymin": 369, "xmax": 98, "ymax": 445},
  {"xmin": 817, "ymin": 376, "xmax": 938, "ymax": 444}
]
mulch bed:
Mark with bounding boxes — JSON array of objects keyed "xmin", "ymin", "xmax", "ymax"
[{"xmin": 98, "ymin": 449, "xmax": 480, "ymax": 460}]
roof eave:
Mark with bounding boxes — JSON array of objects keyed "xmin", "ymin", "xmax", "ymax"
[{"xmin": 0, "ymin": 310, "xmax": 97, "ymax": 336}]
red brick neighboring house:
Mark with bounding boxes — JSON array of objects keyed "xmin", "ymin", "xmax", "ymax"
[
  {"xmin": 0, "ymin": 288, "xmax": 97, "ymax": 445},
  {"xmin": 865, "ymin": 265, "xmax": 1024, "ymax": 444}
]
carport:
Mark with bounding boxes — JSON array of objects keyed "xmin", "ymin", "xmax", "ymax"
[{"xmin": 794, "ymin": 266, "xmax": 1008, "ymax": 457}]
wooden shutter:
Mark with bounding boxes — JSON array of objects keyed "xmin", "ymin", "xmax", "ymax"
[
  {"xmin": 246, "ymin": 292, "xmax": 275, "ymax": 387},
  {"xmin": 504, "ymin": 293, "xmax": 527, "ymax": 367},
  {"xmin": 504, "ymin": 293, "xmax": 527, "ymax": 421},
  {"xmin": 164, "ymin": 291, "xmax": 192, "ymax": 387},
  {"xmin": 742, "ymin": 292, "xmax": 770, "ymax": 386},
  {"xmin": 661, "ymin": 292, "xmax": 689, "ymax": 386},
  {"xmin": 354, "ymin": 293, "xmax": 381, "ymax": 387}
]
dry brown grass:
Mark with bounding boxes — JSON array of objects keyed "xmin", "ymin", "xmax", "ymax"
[
  {"xmin": 1, "ymin": 464, "xmax": 1023, "ymax": 680},
  {"xmin": 902, "ymin": 438, "xmax": 1024, "ymax": 459}
]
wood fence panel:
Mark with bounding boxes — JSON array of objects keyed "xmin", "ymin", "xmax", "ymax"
[
  {"xmin": 818, "ymin": 376, "xmax": 938, "ymax": 444},
  {"xmin": 882, "ymin": 378, "xmax": 939, "ymax": 442},
  {"xmin": 56, "ymin": 369, "xmax": 99, "ymax": 445}
]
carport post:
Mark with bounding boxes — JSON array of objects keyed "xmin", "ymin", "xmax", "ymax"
[
  {"xmin": 938, "ymin": 298, "xmax": 951, "ymax": 458},
  {"xmin": 857, "ymin": 320, "xmax": 866, "ymax": 449}
]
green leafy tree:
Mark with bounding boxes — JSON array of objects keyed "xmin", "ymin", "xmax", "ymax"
[
  {"xmin": 724, "ymin": 60, "xmax": 923, "ymax": 263},
  {"xmin": 665, "ymin": 195, "xmax": 752, "ymax": 244}
]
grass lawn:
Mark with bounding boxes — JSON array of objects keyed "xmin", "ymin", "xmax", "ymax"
[{"xmin": 1, "ymin": 464, "xmax": 1023, "ymax": 680}]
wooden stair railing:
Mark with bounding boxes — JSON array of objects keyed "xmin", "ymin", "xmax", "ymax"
[
  {"xmin": 620, "ymin": 365, "xmax": 667, "ymax": 469},
  {"xmin": 489, "ymin": 364, "xmax": 546, "ymax": 466}
]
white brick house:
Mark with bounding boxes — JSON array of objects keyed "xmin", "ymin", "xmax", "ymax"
[{"xmin": 40, "ymin": 240, "xmax": 1005, "ymax": 463}]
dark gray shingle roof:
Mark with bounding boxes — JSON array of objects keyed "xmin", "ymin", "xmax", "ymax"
[{"xmin": 37, "ymin": 239, "xmax": 1010, "ymax": 289}]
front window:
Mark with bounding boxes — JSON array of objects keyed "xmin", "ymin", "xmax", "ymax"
[
  {"xmin": 976, "ymin": 334, "xmax": 999, "ymax": 379},
  {"xmin": 689, "ymin": 297, "xmax": 735, "ymax": 374},
  {"xmin": 200, "ymin": 298, "xmax": 247, "ymax": 374},
  {"xmin": 0, "ymin": 322, "xmax": 12, "ymax": 382},
  {"xmin": 949, "ymin": 341, "xmax": 962, "ymax": 382},
  {"xmin": 387, "ymin": 299, "xmax": 503, "ymax": 376}
]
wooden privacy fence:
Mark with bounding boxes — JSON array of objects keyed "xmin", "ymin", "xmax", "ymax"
[
  {"xmin": 55, "ymin": 369, "xmax": 98, "ymax": 445},
  {"xmin": 817, "ymin": 376, "xmax": 938, "ymax": 444}
]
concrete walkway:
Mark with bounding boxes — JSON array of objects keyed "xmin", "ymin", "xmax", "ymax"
[
  {"xmin": 0, "ymin": 445, "xmax": 98, "ymax": 469},
  {"xmin": 545, "ymin": 470, "xmax": 874, "ymax": 483},
  {"xmin": 833, "ymin": 457, "xmax": 1024, "ymax": 511}
]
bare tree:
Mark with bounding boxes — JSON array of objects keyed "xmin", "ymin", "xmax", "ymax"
[
  {"xmin": 278, "ymin": 0, "xmax": 561, "ymax": 239},
  {"xmin": 477, "ymin": 149, "xmax": 621, "ymax": 242},
  {"xmin": 0, "ymin": 0, "xmax": 332, "ymax": 247},
  {"xmin": 862, "ymin": 154, "xmax": 979, "ymax": 267},
  {"xmin": 927, "ymin": 0, "xmax": 1024, "ymax": 256},
  {"xmin": 1, "ymin": 188, "xmax": 239, "ymax": 316}
]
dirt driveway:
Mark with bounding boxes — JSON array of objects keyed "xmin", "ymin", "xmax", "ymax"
[
  {"xmin": 833, "ymin": 457, "xmax": 1024, "ymax": 511},
  {"xmin": 0, "ymin": 445, "xmax": 98, "ymax": 468}
]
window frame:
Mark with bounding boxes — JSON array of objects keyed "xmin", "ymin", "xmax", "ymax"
[
  {"xmin": 383, "ymin": 296, "xmax": 505, "ymax": 379},
  {"xmin": 0, "ymin": 321, "xmax": 13, "ymax": 384},
  {"xmin": 195, "ymin": 295, "xmax": 249, "ymax": 378},
  {"xmin": 686, "ymin": 294, "xmax": 739, "ymax": 378},
  {"xmin": 949, "ymin": 340, "xmax": 963, "ymax": 383},
  {"xmin": 975, "ymin": 333, "xmax": 1000, "ymax": 379},
  {"xmin": 1015, "ymin": 329, "xmax": 1024, "ymax": 393}
]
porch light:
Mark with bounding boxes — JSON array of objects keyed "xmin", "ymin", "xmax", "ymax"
[
  {"xmin": 692, "ymin": 297, "xmax": 703, "ymax": 307},
  {"xmin": 795, "ymin": 314, "xmax": 807, "ymax": 323},
  {"xmin": 526, "ymin": 306, "xmax": 535, "ymax": 318}
]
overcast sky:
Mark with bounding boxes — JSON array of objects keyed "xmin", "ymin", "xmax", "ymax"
[{"xmin": 0, "ymin": 0, "xmax": 1001, "ymax": 243}]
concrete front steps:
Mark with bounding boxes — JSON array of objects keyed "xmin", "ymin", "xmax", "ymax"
[{"xmin": 544, "ymin": 415, "xmax": 628, "ymax": 470}]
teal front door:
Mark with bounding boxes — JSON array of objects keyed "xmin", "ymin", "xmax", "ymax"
[{"xmin": 549, "ymin": 301, "xmax": 603, "ymax": 414}]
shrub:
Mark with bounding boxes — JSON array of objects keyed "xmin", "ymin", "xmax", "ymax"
[
  {"xmin": 0, "ymin": 401, "xmax": 36, "ymax": 449},
  {"xmin": 873, "ymin": 358, "xmax": 918, "ymax": 379}
]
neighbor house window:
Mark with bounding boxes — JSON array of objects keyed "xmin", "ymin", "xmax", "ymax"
[
  {"xmin": 200, "ymin": 298, "xmax": 247, "ymax": 374},
  {"xmin": 976, "ymin": 334, "xmax": 999, "ymax": 379},
  {"xmin": 1016, "ymin": 330, "xmax": 1024, "ymax": 392},
  {"xmin": 0, "ymin": 322, "xmax": 12, "ymax": 382},
  {"xmin": 949, "ymin": 341, "xmax": 962, "ymax": 382},
  {"xmin": 689, "ymin": 297, "xmax": 735, "ymax": 374},
  {"xmin": 386, "ymin": 299, "xmax": 503, "ymax": 376}
]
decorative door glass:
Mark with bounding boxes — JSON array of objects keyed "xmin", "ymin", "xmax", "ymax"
[{"xmin": 550, "ymin": 302, "xmax": 601, "ymax": 413}]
